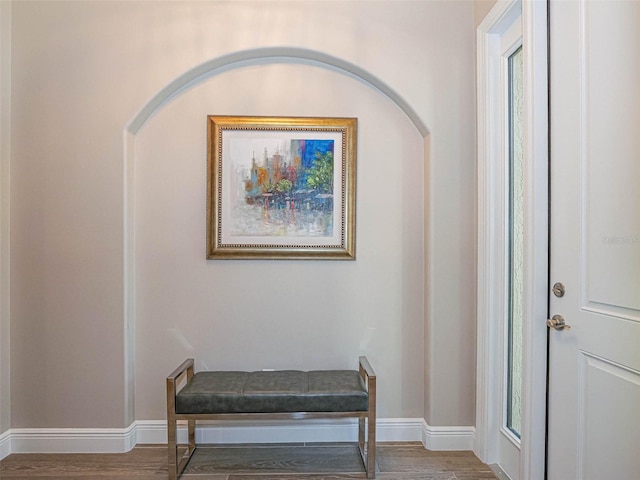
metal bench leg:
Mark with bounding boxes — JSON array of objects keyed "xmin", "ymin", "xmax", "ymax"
[
  {"xmin": 188, "ymin": 419, "xmax": 195, "ymax": 453},
  {"xmin": 358, "ymin": 356, "xmax": 377, "ymax": 479},
  {"xmin": 367, "ymin": 406, "xmax": 376, "ymax": 478},
  {"xmin": 358, "ymin": 416, "xmax": 365, "ymax": 455},
  {"xmin": 167, "ymin": 359, "xmax": 196, "ymax": 480},
  {"xmin": 167, "ymin": 378, "xmax": 178, "ymax": 480}
]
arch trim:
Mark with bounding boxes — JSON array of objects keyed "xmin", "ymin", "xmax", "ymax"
[{"xmin": 126, "ymin": 47, "xmax": 429, "ymax": 137}]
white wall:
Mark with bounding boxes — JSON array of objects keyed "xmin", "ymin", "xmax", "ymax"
[
  {"xmin": 0, "ymin": 0, "xmax": 11, "ymax": 440},
  {"xmin": 7, "ymin": 0, "xmax": 476, "ymax": 431}
]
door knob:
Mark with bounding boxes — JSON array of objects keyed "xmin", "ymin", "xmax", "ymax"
[{"xmin": 547, "ymin": 314, "xmax": 571, "ymax": 331}]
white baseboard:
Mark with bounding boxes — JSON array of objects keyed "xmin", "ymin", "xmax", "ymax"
[
  {"xmin": 422, "ymin": 420, "xmax": 476, "ymax": 451},
  {"xmin": 135, "ymin": 418, "xmax": 425, "ymax": 445},
  {"xmin": 2, "ymin": 424, "xmax": 137, "ymax": 457},
  {"xmin": 0, "ymin": 418, "xmax": 475, "ymax": 459},
  {"xmin": 0, "ymin": 429, "xmax": 11, "ymax": 459}
]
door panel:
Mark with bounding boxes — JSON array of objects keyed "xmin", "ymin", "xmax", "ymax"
[
  {"xmin": 584, "ymin": 0, "xmax": 640, "ymax": 314},
  {"xmin": 579, "ymin": 354, "xmax": 640, "ymax": 479},
  {"xmin": 549, "ymin": 0, "xmax": 640, "ymax": 479}
]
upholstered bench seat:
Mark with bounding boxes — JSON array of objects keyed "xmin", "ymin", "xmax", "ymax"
[
  {"xmin": 176, "ymin": 370, "xmax": 369, "ymax": 414},
  {"xmin": 167, "ymin": 357, "xmax": 376, "ymax": 480}
]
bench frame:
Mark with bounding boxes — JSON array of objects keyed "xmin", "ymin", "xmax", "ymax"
[{"xmin": 166, "ymin": 357, "xmax": 376, "ymax": 479}]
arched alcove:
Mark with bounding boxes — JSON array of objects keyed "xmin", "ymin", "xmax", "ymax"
[{"xmin": 124, "ymin": 48, "xmax": 430, "ymax": 437}]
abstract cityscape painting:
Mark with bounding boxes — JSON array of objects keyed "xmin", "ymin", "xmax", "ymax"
[{"xmin": 207, "ymin": 116, "xmax": 357, "ymax": 259}]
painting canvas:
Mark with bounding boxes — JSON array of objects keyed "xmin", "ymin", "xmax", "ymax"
[{"xmin": 207, "ymin": 116, "xmax": 357, "ymax": 259}]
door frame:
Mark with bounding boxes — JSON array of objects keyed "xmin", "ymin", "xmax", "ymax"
[{"xmin": 475, "ymin": 1, "xmax": 548, "ymax": 479}]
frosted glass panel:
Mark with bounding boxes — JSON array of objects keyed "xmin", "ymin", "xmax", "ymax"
[{"xmin": 507, "ymin": 46, "xmax": 523, "ymax": 438}]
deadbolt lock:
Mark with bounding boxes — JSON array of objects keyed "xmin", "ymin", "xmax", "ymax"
[{"xmin": 552, "ymin": 282, "xmax": 565, "ymax": 298}]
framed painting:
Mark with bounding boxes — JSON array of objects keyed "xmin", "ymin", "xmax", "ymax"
[{"xmin": 207, "ymin": 116, "xmax": 357, "ymax": 259}]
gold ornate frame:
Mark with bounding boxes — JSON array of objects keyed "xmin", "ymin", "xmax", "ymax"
[{"xmin": 207, "ymin": 116, "xmax": 357, "ymax": 259}]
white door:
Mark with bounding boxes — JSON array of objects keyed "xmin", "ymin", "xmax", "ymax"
[{"xmin": 548, "ymin": 1, "xmax": 640, "ymax": 479}]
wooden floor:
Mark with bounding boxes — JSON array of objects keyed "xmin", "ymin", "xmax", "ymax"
[{"xmin": 0, "ymin": 442, "xmax": 498, "ymax": 479}]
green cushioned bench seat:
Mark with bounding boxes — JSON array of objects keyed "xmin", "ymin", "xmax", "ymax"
[
  {"xmin": 175, "ymin": 370, "xmax": 369, "ymax": 414},
  {"xmin": 166, "ymin": 357, "xmax": 376, "ymax": 480}
]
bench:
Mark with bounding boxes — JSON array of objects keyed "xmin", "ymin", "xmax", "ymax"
[{"xmin": 166, "ymin": 357, "xmax": 376, "ymax": 479}]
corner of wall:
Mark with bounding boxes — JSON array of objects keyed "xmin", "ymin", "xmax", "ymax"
[
  {"xmin": 474, "ymin": 0, "xmax": 500, "ymax": 29},
  {"xmin": 423, "ymin": 134, "xmax": 433, "ymax": 425},
  {"xmin": 0, "ymin": 0, "xmax": 12, "ymax": 442},
  {"xmin": 123, "ymin": 130, "xmax": 136, "ymax": 428}
]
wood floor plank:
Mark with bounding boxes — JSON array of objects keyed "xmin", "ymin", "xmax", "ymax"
[
  {"xmin": 227, "ymin": 474, "xmax": 457, "ymax": 480},
  {"xmin": 0, "ymin": 476, "xmax": 168, "ymax": 480},
  {"xmin": 227, "ymin": 475, "xmax": 364, "ymax": 480},
  {"xmin": 184, "ymin": 445, "xmax": 365, "ymax": 475},
  {"xmin": 0, "ymin": 447, "xmax": 167, "ymax": 477},
  {"xmin": 0, "ymin": 443, "xmax": 497, "ymax": 479},
  {"xmin": 376, "ymin": 445, "xmax": 493, "ymax": 477},
  {"xmin": 372, "ymin": 474, "xmax": 456, "ymax": 480}
]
